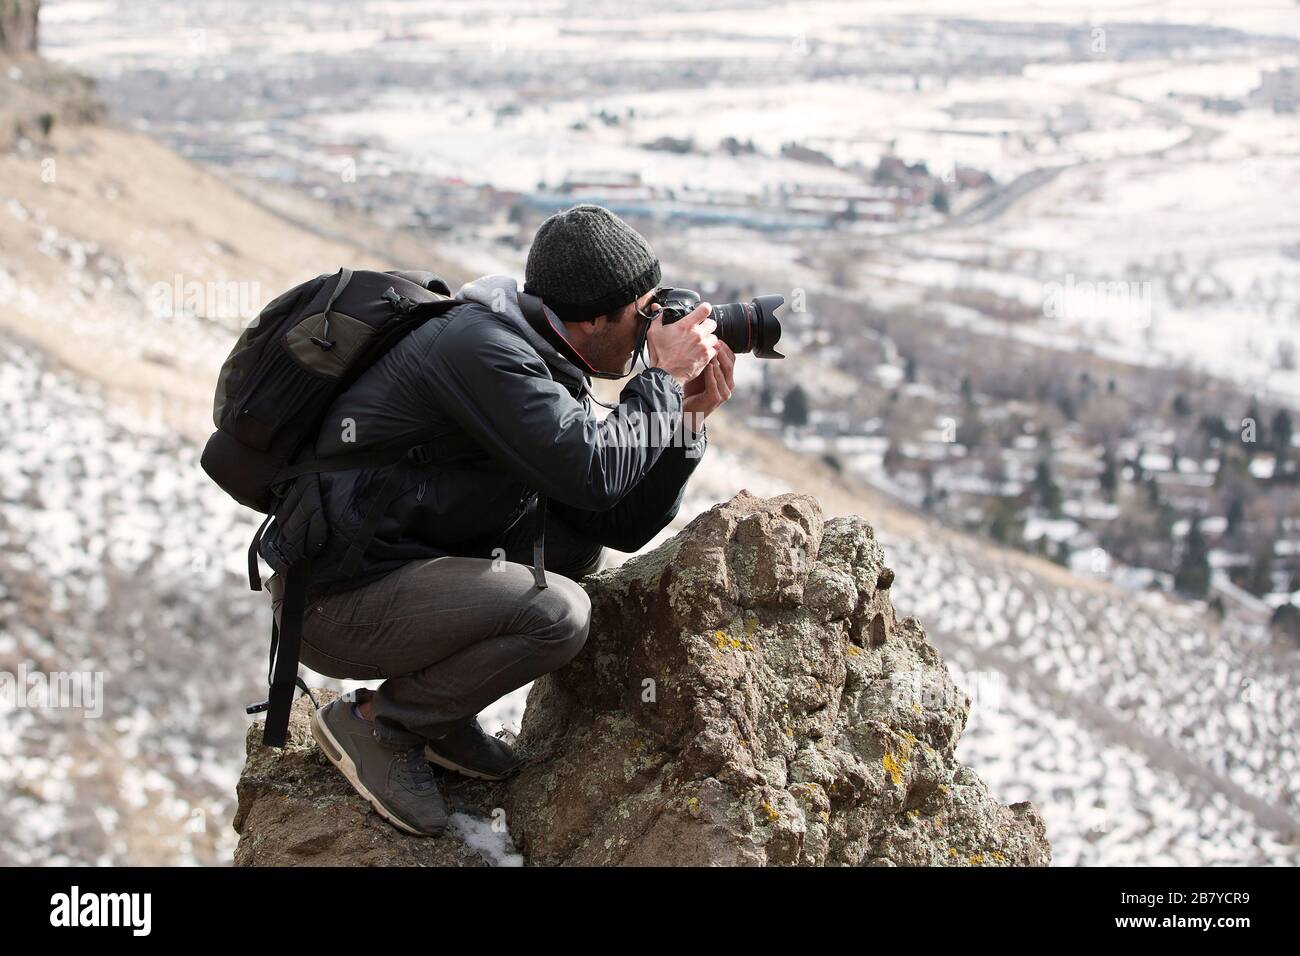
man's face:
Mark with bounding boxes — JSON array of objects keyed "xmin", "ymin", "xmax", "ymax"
[{"xmin": 570, "ymin": 289, "xmax": 658, "ymax": 376}]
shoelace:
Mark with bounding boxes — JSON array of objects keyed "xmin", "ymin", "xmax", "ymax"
[{"xmin": 391, "ymin": 747, "xmax": 439, "ymax": 795}]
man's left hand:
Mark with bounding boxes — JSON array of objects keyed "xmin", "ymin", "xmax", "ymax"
[{"xmin": 681, "ymin": 342, "xmax": 735, "ymax": 436}]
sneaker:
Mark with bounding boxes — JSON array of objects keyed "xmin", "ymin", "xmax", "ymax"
[
  {"xmin": 310, "ymin": 697, "xmax": 449, "ymax": 836},
  {"xmin": 424, "ymin": 717, "xmax": 524, "ymax": 781}
]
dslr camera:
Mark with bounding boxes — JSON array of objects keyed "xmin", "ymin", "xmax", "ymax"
[{"xmin": 651, "ymin": 288, "xmax": 786, "ymax": 359}]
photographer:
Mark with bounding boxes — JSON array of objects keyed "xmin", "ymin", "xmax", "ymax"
[{"xmin": 267, "ymin": 205, "xmax": 734, "ymax": 836}]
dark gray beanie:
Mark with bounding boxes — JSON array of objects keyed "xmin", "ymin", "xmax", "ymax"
[{"xmin": 523, "ymin": 204, "xmax": 661, "ymax": 322}]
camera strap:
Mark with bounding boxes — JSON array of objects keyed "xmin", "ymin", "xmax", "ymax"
[{"xmin": 519, "ymin": 289, "xmax": 649, "ymax": 411}]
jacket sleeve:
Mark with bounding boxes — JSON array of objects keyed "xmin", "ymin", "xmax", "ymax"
[
  {"xmin": 548, "ymin": 424, "xmax": 707, "ymax": 552},
  {"xmin": 421, "ymin": 314, "xmax": 684, "ymax": 513}
]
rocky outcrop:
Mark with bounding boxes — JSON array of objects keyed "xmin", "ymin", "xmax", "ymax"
[
  {"xmin": 0, "ymin": 0, "xmax": 38, "ymax": 56},
  {"xmin": 505, "ymin": 492, "xmax": 1049, "ymax": 865},
  {"xmin": 233, "ymin": 492, "xmax": 1051, "ymax": 866}
]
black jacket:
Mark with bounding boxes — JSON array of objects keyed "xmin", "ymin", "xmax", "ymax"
[{"xmin": 261, "ymin": 274, "xmax": 706, "ymax": 597}]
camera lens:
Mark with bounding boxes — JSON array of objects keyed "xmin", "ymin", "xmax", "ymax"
[
  {"xmin": 711, "ymin": 295, "xmax": 786, "ymax": 359},
  {"xmin": 655, "ymin": 288, "xmax": 786, "ymax": 359}
]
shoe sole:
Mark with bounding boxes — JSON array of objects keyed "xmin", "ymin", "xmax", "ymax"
[
  {"xmin": 424, "ymin": 746, "xmax": 519, "ymax": 782},
  {"xmin": 310, "ymin": 706, "xmax": 445, "ymax": 837}
]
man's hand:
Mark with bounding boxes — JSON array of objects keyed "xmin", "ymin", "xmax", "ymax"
[
  {"xmin": 646, "ymin": 302, "xmax": 717, "ymax": 387},
  {"xmin": 681, "ymin": 341, "xmax": 735, "ymax": 436}
]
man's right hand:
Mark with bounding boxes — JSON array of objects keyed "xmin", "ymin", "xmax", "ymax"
[{"xmin": 646, "ymin": 303, "xmax": 718, "ymax": 387}]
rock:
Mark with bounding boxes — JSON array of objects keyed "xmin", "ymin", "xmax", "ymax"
[
  {"xmin": 232, "ymin": 492, "xmax": 1051, "ymax": 867},
  {"xmin": 232, "ymin": 690, "xmax": 490, "ymax": 867},
  {"xmin": 504, "ymin": 491, "xmax": 1051, "ymax": 866}
]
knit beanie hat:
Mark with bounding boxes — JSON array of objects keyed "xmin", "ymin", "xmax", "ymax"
[{"xmin": 523, "ymin": 204, "xmax": 661, "ymax": 322}]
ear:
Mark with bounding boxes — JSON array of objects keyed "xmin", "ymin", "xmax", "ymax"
[{"xmin": 561, "ymin": 316, "xmax": 599, "ymax": 348}]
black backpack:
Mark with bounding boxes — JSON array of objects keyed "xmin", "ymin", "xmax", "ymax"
[{"xmin": 202, "ymin": 267, "xmax": 466, "ymax": 746}]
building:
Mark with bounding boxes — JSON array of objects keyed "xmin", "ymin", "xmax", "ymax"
[{"xmin": 1254, "ymin": 66, "xmax": 1298, "ymax": 114}]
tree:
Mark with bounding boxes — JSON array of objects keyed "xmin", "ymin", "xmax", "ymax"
[
  {"xmin": 1199, "ymin": 414, "xmax": 1230, "ymax": 444},
  {"xmin": 956, "ymin": 417, "xmax": 985, "ymax": 450},
  {"xmin": 1033, "ymin": 457, "xmax": 1063, "ymax": 517},
  {"xmin": 1099, "ymin": 445, "xmax": 1118, "ymax": 500},
  {"xmin": 960, "ymin": 375, "xmax": 975, "ymax": 409},
  {"xmin": 1055, "ymin": 391, "xmax": 1077, "ymax": 421},
  {"xmin": 1225, "ymin": 497, "xmax": 1245, "ymax": 536},
  {"xmin": 1129, "ymin": 444, "xmax": 1147, "ymax": 483},
  {"xmin": 1272, "ymin": 409, "xmax": 1293, "ymax": 468},
  {"xmin": 1174, "ymin": 517, "xmax": 1211, "ymax": 597},
  {"xmin": 986, "ymin": 497, "xmax": 1022, "ymax": 544},
  {"xmin": 1244, "ymin": 546, "xmax": 1276, "ymax": 597},
  {"xmin": 882, "ymin": 441, "xmax": 903, "ymax": 474},
  {"xmin": 781, "ymin": 385, "xmax": 810, "ymax": 428},
  {"xmin": 1269, "ymin": 603, "xmax": 1300, "ymax": 647}
]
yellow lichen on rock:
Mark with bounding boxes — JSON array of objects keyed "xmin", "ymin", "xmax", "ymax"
[
  {"xmin": 883, "ymin": 751, "xmax": 905, "ymax": 785},
  {"xmin": 883, "ymin": 730, "xmax": 918, "ymax": 786},
  {"xmin": 713, "ymin": 628, "xmax": 754, "ymax": 652}
]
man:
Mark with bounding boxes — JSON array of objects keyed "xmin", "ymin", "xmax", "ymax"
[{"xmin": 264, "ymin": 204, "xmax": 733, "ymax": 836}]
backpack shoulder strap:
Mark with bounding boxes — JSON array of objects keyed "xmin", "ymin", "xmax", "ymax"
[{"xmin": 254, "ymin": 558, "xmax": 311, "ymax": 747}]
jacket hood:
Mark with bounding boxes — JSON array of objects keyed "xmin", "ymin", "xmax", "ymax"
[{"xmin": 455, "ymin": 274, "xmax": 585, "ymax": 387}]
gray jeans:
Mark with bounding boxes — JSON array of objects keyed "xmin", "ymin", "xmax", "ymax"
[{"xmin": 268, "ymin": 517, "xmax": 603, "ymax": 748}]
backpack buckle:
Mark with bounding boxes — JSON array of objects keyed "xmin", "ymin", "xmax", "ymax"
[{"xmin": 383, "ymin": 287, "xmax": 414, "ymax": 313}]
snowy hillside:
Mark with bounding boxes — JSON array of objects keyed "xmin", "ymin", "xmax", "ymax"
[
  {"xmin": 675, "ymin": 444, "xmax": 1300, "ymax": 866},
  {"xmin": 0, "ymin": 337, "xmax": 263, "ymax": 865}
]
